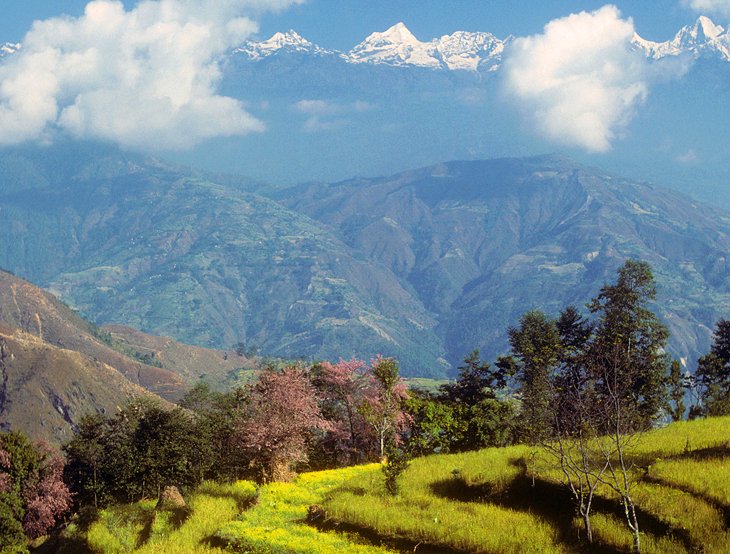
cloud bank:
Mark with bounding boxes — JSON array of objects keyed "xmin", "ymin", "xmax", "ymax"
[
  {"xmin": 682, "ymin": 0, "xmax": 730, "ymax": 19},
  {"xmin": 502, "ymin": 5, "xmax": 650, "ymax": 152},
  {"xmin": 0, "ymin": 0, "xmax": 302, "ymax": 150}
]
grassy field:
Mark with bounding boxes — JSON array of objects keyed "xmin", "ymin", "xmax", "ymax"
[
  {"xmin": 42, "ymin": 416, "xmax": 730, "ymax": 553},
  {"xmin": 322, "ymin": 416, "xmax": 730, "ymax": 553},
  {"xmin": 58, "ymin": 469, "xmax": 393, "ymax": 554}
]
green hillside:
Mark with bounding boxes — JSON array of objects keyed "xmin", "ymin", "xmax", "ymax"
[
  {"xmin": 4, "ymin": 148, "xmax": 730, "ymax": 376},
  {"xmin": 48, "ymin": 415, "xmax": 730, "ymax": 553},
  {"xmin": 0, "ymin": 146, "xmax": 445, "ymax": 376}
]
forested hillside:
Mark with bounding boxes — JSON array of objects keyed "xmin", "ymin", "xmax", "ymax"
[{"xmin": 3, "ymin": 146, "xmax": 728, "ymax": 376}]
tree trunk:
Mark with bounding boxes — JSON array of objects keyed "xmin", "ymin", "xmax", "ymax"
[
  {"xmin": 582, "ymin": 510, "xmax": 593, "ymax": 544},
  {"xmin": 622, "ymin": 494, "xmax": 640, "ymax": 553}
]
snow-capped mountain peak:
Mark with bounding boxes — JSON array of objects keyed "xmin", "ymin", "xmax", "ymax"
[
  {"xmin": 683, "ymin": 15, "xmax": 724, "ymax": 42},
  {"xmin": 234, "ymin": 30, "xmax": 333, "ymax": 60},
  {"xmin": 376, "ymin": 22, "xmax": 420, "ymax": 45},
  {"xmin": 435, "ymin": 31, "xmax": 507, "ymax": 71},
  {"xmin": 348, "ymin": 22, "xmax": 442, "ymax": 68},
  {"xmin": 633, "ymin": 16, "xmax": 730, "ymax": 61},
  {"xmin": 347, "ymin": 22, "xmax": 508, "ymax": 71},
  {"xmin": 237, "ymin": 16, "xmax": 730, "ymax": 71}
]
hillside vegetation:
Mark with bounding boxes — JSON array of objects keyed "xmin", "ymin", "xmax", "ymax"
[
  {"xmin": 3, "ymin": 148, "xmax": 730, "ymax": 375},
  {"xmin": 52, "ymin": 415, "xmax": 730, "ymax": 554}
]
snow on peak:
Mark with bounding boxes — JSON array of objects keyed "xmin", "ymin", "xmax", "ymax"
[
  {"xmin": 235, "ymin": 16, "xmax": 730, "ymax": 73},
  {"xmin": 348, "ymin": 22, "xmax": 442, "ymax": 68},
  {"xmin": 691, "ymin": 16, "xmax": 724, "ymax": 41},
  {"xmin": 633, "ymin": 16, "xmax": 730, "ymax": 62},
  {"xmin": 234, "ymin": 30, "xmax": 333, "ymax": 60},
  {"xmin": 347, "ymin": 23, "xmax": 507, "ymax": 71},
  {"xmin": 378, "ymin": 22, "xmax": 420, "ymax": 44},
  {"xmin": 435, "ymin": 31, "xmax": 506, "ymax": 71}
]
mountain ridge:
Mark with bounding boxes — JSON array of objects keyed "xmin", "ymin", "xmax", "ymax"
[
  {"xmin": 2, "ymin": 146, "xmax": 730, "ymax": 376},
  {"xmin": 229, "ymin": 16, "xmax": 730, "ymax": 71},
  {"xmin": 6, "ymin": 17, "xmax": 724, "ymax": 72},
  {"xmin": 276, "ymin": 154, "xmax": 730, "ymax": 367}
]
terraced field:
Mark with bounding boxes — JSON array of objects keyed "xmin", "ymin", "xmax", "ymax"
[{"xmin": 50, "ymin": 416, "xmax": 730, "ymax": 553}]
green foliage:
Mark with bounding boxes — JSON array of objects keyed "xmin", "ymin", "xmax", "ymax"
[
  {"xmin": 0, "ymin": 492, "xmax": 27, "ymax": 554},
  {"xmin": 64, "ymin": 399, "xmax": 219, "ymax": 507},
  {"xmin": 402, "ymin": 391, "xmax": 459, "ymax": 455},
  {"xmin": 696, "ymin": 318, "xmax": 730, "ymax": 415},
  {"xmin": 439, "ymin": 349, "xmax": 498, "ymax": 406},
  {"xmin": 507, "ymin": 310, "xmax": 562, "ymax": 444},
  {"xmin": 381, "ymin": 436, "xmax": 408, "ymax": 496},
  {"xmin": 667, "ymin": 359, "xmax": 686, "ymax": 421},
  {"xmin": 404, "ymin": 351, "xmax": 517, "ymax": 456},
  {"xmin": 587, "ymin": 259, "xmax": 670, "ymax": 429},
  {"xmin": 360, "ymin": 357, "xmax": 408, "ymax": 460},
  {"xmin": 0, "ymin": 431, "xmax": 71, "ymax": 550}
]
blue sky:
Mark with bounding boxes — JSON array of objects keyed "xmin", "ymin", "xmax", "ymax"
[
  {"xmin": 0, "ymin": 0, "xmax": 727, "ymax": 179},
  {"xmin": 0, "ymin": 1, "xmax": 719, "ymax": 45}
]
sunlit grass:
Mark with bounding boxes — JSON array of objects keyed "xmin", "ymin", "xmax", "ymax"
[
  {"xmin": 324, "ymin": 450, "xmax": 568, "ymax": 554},
  {"xmin": 87, "ymin": 499, "xmax": 157, "ymax": 554},
  {"xmin": 87, "ymin": 481, "xmax": 256, "ymax": 554},
  {"xmin": 323, "ymin": 416, "xmax": 730, "ymax": 554},
  {"xmin": 84, "ymin": 415, "xmax": 730, "ymax": 554},
  {"xmin": 587, "ymin": 512, "xmax": 686, "ymax": 554},
  {"xmin": 649, "ymin": 457, "xmax": 730, "ymax": 507},
  {"xmin": 215, "ymin": 465, "xmax": 393, "ymax": 553},
  {"xmin": 632, "ymin": 415, "xmax": 730, "ymax": 460}
]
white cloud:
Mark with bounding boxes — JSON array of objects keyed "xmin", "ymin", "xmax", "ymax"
[
  {"xmin": 0, "ymin": 0, "xmax": 303, "ymax": 149},
  {"xmin": 294, "ymin": 99, "xmax": 340, "ymax": 116},
  {"xmin": 502, "ymin": 5, "xmax": 651, "ymax": 152},
  {"xmin": 677, "ymin": 148, "xmax": 699, "ymax": 163},
  {"xmin": 294, "ymin": 99, "xmax": 374, "ymax": 133},
  {"xmin": 682, "ymin": 0, "xmax": 730, "ymax": 18}
]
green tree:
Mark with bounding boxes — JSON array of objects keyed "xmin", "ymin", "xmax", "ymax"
[
  {"xmin": 587, "ymin": 259, "xmax": 669, "ymax": 430},
  {"xmin": 583, "ymin": 259, "xmax": 669, "ymax": 552},
  {"xmin": 179, "ymin": 383, "xmax": 248, "ymax": 481},
  {"xmin": 0, "ymin": 431, "xmax": 71, "ymax": 551},
  {"xmin": 667, "ymin": 359, "xmax": 686, "ymax": 421},
  {"xmin": 360, "ymin": 357, "xmax": 409, "ymax": 460},
  {"xmin": 509, "ymin": 262, "xmax": 670, "ymax": 550},
  {"xmin": 438, "ymin": 350, "xmax": 516, "ymax": 451},
  {"xmin": 508, "ymin": 310, "xmax": 562, "ymax": 445},
  {"xmin": 403, "ymin": 390, "xmax": 459, "ymax": 455},
  {"xmin": 440, "ymin": 350, "xmax": 494, "ymax": 406},
  {"xmin": 65, "ymin": 399, "xmax": 214, "ymax": 506},
  {"xmin": 696, "ymin": 319, "xmax": 730, "ymax": 415}
]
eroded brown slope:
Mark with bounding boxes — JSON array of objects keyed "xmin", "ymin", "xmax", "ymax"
[
  {"xmin": 0, "ymin": 326, "xmax": 161, "ymax": 445},
  {"xmin": 103, "ymin": 324, "xmax": 256, "ymax": 386},
  {"xmin": 0, "ymin": 269, "xmax": 186, "ymax": 400}
]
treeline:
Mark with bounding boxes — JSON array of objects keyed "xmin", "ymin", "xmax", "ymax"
[{"xmin": 2, "ymin": 260, "xmax": 730, "ymax": 551}]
